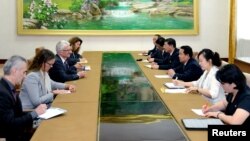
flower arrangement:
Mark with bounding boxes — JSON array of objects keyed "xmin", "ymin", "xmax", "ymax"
[{"xmin": 29, "ymin": 0, "xmax": 66, "ymax": 29}]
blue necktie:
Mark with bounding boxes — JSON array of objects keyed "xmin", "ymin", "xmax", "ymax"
[
  {"xmin": 64, "ymin": 60, "xmax": 69, "ymax": 69},
  {"xmin": 12, "ymin": 89, "xmax": 17, "ymax": 101}
]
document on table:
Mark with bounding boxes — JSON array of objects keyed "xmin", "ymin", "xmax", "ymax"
[
  {"xmin": 164, "ymin": 88, "xmax": 187, "ymax": 94},
  {"xmin": 142, "ymin": 59, "xmax": 149, "ymax": 63},
  {"xmin": 164, "ymin": 82, "xmax": 185, "ymax": 89},
  {"xmin": 144, "ymin": 64, "xmax": 152, "ymax": 68},
  {"xmin": 138, "ymin": 53, "xmax": 148, "ymax": 56},
  {"xmin": 83, "ymin": 65, "xmax": 91, "ymax": 71},
  {"xmin": 182, "ymin": 118, "xmax": 224, "ymax": 129},
  {"xmin": 58, "ymin": 90, "xmax": 71, "ymax": 94},
  {"xmin": 191, "ymin": 109, "xmax": 205, "ymax": 116},
  {"xmin": 155, "ymin": 75, "xmax": 171, "ymax": 78},
  {"xmin": 78, "ymin": 60, "xmax": 88, "ymax": 64},
  {"xmin": 39, "ymin": 107, "xmax": 67, "ymax": 119}
]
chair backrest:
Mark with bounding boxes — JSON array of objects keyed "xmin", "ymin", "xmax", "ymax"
[
  {"xmin": 192, "ymin": 51, "xmax": 198, "ymax": 61},
  {"xmin": 219, "ymin": 60, "xmax": 229, "ymax": 69},
  {"xmin": 243, "ymin": 72, "xmax": 250, "ymax": 87},
  {"xmin": 28, "ymin": 46, "xmax": 45, "ymax": 67}
]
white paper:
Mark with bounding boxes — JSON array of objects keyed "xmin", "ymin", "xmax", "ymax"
[
  {"xmin": 144, "ymin": 64, "xmax": 152, "ymax": 68},
  {"xmin": 39, "ymin": 107, "xmax": 67, "ymax": 119},
  {"xmin": 191, "ymin": 109, "xmax": 205, "ymax": 116},
  {"xmin": 62, "ymin": 90, "xmax": 71, "ymax": 94},
  {"xmin": 83, "ymin": 65, "xmax": 91, "ymax": 71},
  {"xmin": 138, "ymin": 53, "xmax": 148, "ymax": 56},
  {"xmin": 78, "ymin": 60, "xmax": 88, "ymax": 64},
  {"xmin": 142, "ymin": 59, "xmax": 149, "ymax": 63},
  {"xmin": 164, "ymin": 82, "xmax": 185, "ymax": 89},
  {"xmin": 164, "ymin": 88, "xmax": 187, "ymax": 94},
  {"xmin": 155, "ymin": 75, "xmax": 171, "ymax": 78}
]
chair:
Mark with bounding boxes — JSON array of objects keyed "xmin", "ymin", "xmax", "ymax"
[
  {"xmin": 243, "ymin": 72, "xmax": 250, "ymax": 87},
  {"xmin": 27, "ymin": 46, "xmax": 45, "ymax": 66},
  {"xmin": 220, "ymin": 60, "xmax": 229, "ymax": 68}
]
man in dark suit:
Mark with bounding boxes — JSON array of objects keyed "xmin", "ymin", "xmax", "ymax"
[
  {"xmin": 0, "ymin": 55, "xmax": 47, "ymax": 141},
  {"xmin": 147, "ymin": 37, "xmax": 169, "ymax": 64},
  {"xmin": 49, "ymin": 40, "xmax": 85, "ymax": 83},
  {"xmin": 167, "ymin": 45, "xmax": 203, "ymax": 82},
  {"xmin": 151, "ymin": 38, "xmax": 181, "ymax": 70}
]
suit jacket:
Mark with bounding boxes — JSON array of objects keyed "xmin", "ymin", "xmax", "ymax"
[
  {"xmin": 147, "ymin": 46, "xmax": 157, "ymax": 55},
  {"xmin": 173, "ymin": 58, "xmax": 203, "ymax": 82},
  {"xmin": 159, "ymin": 48, "xmax": 181, "ymax": 70},
  {"xmin": 19, "ymin": 71, "xmax": 65, "ymax": 109},
  {"xmin": 150, "ymin": 49, "xmax": 169, "ymax": 63},
  {"xmin": 0, "ymin": 78, "xmax": 33, "ymax": 140},
  {"xmin": 67, "ymin": 52, "xmax": 82, "ymax": 66},
  {"xmin": 49, "ymin": 54, "xmax": 79, "ymax": 83}
]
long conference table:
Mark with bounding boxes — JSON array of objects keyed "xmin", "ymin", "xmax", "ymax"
[{"xmin": 31, "ymin": 51, "xmax": 207, "ymax": 141}]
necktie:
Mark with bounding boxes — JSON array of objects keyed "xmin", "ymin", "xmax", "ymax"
[
  {"xmin": 12, "ymin": 89, "xmax": 17, "ymax": 101},
  {"xmin": 64, "ymin": 60, "xmax": 69, "ymax": 69}
]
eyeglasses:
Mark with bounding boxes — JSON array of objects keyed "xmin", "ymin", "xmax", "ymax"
[{"xmin": 46, "ymin": 62, "xmax": 53, "ymax": 67}]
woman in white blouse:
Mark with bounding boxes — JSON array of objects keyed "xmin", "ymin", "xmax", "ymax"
[
  {"xmin": 20, "ymin": 49, "xmax": 76, "ymax": 109},
  {"xmin": 173, "ymin": 48, "xmax": 225, "ymax": 104}
]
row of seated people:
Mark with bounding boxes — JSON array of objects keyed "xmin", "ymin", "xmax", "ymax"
[
  {"xmin": 144, "ymin": 35, "xmax": 225, "ymax": 104},
  {"xmin": 142, "ymin": 34, "xmax": 250, "ymax": 127},
  {"xmin": 0, "ymin": 37, "xmax": 88, "ymax": 141}
]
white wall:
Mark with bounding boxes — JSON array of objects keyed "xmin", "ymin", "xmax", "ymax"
[{"xmin": 0, "ymin": 0, "xmax": 229, "ymax": 59}]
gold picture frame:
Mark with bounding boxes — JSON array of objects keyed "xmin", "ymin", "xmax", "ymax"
[{"xmin": 17, "ymin": 0, "xmax": 199, "ymax": 36}]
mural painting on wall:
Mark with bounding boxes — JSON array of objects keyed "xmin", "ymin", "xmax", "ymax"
[{"xmin": 18, "ymin": 0, "xmax": 198, "ymax": 35}]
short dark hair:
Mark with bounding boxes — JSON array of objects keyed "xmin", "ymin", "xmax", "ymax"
[
  {"xmin": 155, "ymin": 37, "xmax": 165, "ymax": 47},
  {"xmin": 216, "ymin": 64, "xmax": 246, "ymax": 91},
  {"xmin": 180, "ymin": 45, "xmax": 193, "ymax": 58},
  {"xmin": 165, "ymin": 38, "xmax": 176, "ymax": 48}
]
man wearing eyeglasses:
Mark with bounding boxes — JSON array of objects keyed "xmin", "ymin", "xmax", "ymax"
[{"xmin": 49, "ymin": 40, "xmax": 86, "ymax": 83}]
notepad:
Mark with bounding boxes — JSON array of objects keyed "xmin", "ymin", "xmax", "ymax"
[
  {"xmin": 164, "ymin": 88, "xmax": 187, "ymax": 94},
  {"xmin": 83, "ymin": 65, "xmax": 91, "ymax": 71},
  {"xmin": 182, "ymin": 118, "xmax": 224, "ymax": 130},
  {"xmin": 155, "ymin": 75, "xmax": 171, "ymax": 78},
  {"xmin": 191, "ymin": 109, "xmax": 205, "ymax": 116},
  {"xmin": 63, "ymin": 90, "xmax": 71, "ymax": 94},
  {"xmin": 78, "ymin": 60, "xmax": 88, "ymax": 64},
  {"xmin": 138, "ymin": 53, "xmax": 148, "ymax": 56},
  {"xmin": 164, "ymin": 82, "xmax": 185, "ymax": 89},
  {"xmin": 144, "ymin": 64, "xmax": 152, "ymax": 68},
  {"xmin": 142, "ymin": 59, "xmax": 149, "ymax": 63},
  {"xmin": 39, "ymin": 107, "xmax": 67, "ymax": 119}
]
